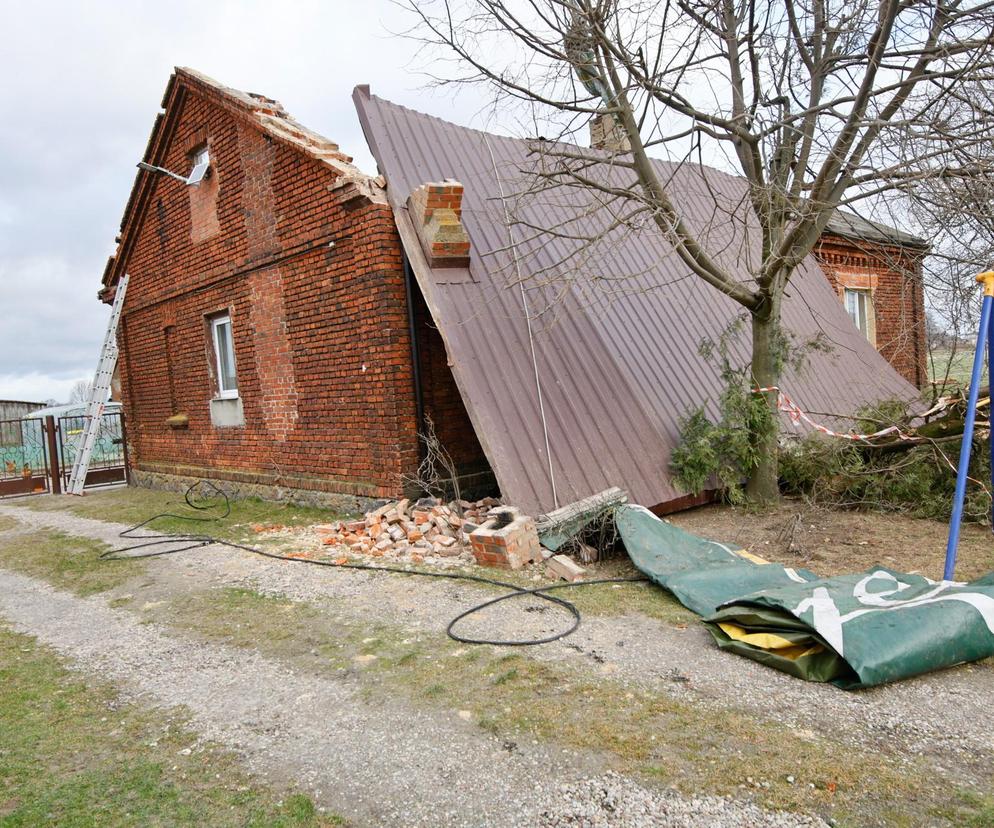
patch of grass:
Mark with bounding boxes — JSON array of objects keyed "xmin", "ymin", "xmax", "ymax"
[
  {"xmin": 0, "ymin": 624, "xmax": 344, "ymax": 827},
  {"xmin": 8, "ymin": 525, "xmax": 994, "ymax": 825},
  {"xmin": 146, "ymin": 584, "xmax": 994, "ymax": 825},
  {"xmin": 0, "ymin": 515, "xmax": 20, "ymax": 532},
  {"xmin": 930, "ymin": 347, "xmax": 980, "ymax": 389},
  {"xmin": 0, "ymin": 531, "xmax": 135, "ymax": 596},
  {"xmin": 450, "ymin": 558, "xmax": 694, "ymax": 626},
  {"xmin": 22, "ymin": 486, "xmax": 347, "ymax": 543}
]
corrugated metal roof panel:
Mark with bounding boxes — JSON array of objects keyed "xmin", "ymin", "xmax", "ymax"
[{"xmin": 355, "ymin": 88, "xmax": 916, "ymax": 514}]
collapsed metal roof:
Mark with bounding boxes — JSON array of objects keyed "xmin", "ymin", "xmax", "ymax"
[{"xmin": 354, "ymin": 87, "xmax": 916, "ymax": 515}]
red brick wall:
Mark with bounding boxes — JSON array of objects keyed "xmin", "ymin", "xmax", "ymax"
[
  {"xmin": 814, "ymin": 234, "xmax": 927, "ymax": 388},
  {"xmin": 411, "ymin": 287, "xmax": 490, "ymax": 477},
  {"xmin": 114, "ymin": 82, "xmax": 422, "ymax": 499}
]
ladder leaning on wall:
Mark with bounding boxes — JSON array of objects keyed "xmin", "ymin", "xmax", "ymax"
[{"xmin": 66, "ymin": 274, "xmax": 129, "ymax": 496}]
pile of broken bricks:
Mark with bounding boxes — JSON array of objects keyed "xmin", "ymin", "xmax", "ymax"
[{"xmin": 311, "ymin": 496, "xmax": 588, "ymax": 581}]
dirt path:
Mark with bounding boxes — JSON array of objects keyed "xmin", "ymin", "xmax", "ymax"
[
  {"xmin": 0, "ymin": 564, "xmax": 833, "ymax": 828},
  {"xmin": 0, "ymin": 504, "xmax": 994, "ymax": 782},
  {"xmin": 3, "ymin": 499, "xmax": 991, "ymax": 782}
]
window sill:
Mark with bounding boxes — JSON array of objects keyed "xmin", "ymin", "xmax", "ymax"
[{"xmin": 209, "ymin": 396, "xmax": 245, "ymax": 428}]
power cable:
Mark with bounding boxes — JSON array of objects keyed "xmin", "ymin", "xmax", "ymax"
[{"xmin": 100, "ymin": 482, "xmax": 647, "ymax": 647}]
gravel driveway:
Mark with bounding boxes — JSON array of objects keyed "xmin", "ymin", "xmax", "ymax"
[
  {"xmin": 3, "ymin": 500, "xmax": 991, "ymax": 782},
  {"xmin": 2, "ymin": 498, "xmax": 990, "ymax": 825},
  {"xmin": 0, "ymin": 563, "xmax": 824, "ymax": 827}
]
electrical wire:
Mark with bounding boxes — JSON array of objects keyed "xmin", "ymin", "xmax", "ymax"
[{"xmin": 100, "ymin": 482, "xmax": 647, "ymax": 647}]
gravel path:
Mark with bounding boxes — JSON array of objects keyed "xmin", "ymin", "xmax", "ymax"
[
  {"xmin": 3, "ymin": 499, "xmax": 993, "ymax": 786},
  {"xmin": 0, "ymin": 566, "xmax": 826, "ymax": 827}
]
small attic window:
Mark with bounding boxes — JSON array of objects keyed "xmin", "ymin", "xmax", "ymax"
[{"xmin": 187, "ymin": 146, "xmax": 210, "ymax": 186}]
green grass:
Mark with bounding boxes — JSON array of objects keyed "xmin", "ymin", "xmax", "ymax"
[
  {"xmin": 0, "ymin": 624, "xmax": 344, "ymax": 827},
  {"xmin": 149, "ymin": 586, "xmax": 994, "ymax": 825},
  {"xmin": 930, "ymin": 346, "xmax": 986, "ymax": 389},
  {"xmin": 22, "ymin": 486, "xmax": 347, "ymax": 543},
  {"xmin": 0, "ymin": 531, "xmax": 136, "ymax": 597},
  {"xmin": 4, "ymin": 501, "xmax": 994, "ymax": 825},
  {"xmin": 0, "ymin": 516, "xmax": 19, "ymax": 533}
]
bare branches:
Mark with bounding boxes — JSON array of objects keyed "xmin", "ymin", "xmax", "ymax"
[
  {"xmin": 402, "ymin": 414, "xmax": 463, "ymax": 510},
  {"xmin": 397, "ymin": 0, "xmax": 994, "ymax": 497}
]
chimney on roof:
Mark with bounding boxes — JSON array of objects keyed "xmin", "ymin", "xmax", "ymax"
[
  {"xmin": 407, "ymin": 180, "xmax": 471, "ymax": 268},
  {"xmin": 590, "ymin": 113, "xmax": 630, "ymax": 153}
]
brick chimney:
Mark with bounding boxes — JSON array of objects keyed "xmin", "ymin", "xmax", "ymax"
[
  {"xmin": 590, "ymin": 113, "xmax": 631, "ymax": 153},
  {"xmin": 407, "ymin": 180, "xmax": 471, "ymax": 268}
]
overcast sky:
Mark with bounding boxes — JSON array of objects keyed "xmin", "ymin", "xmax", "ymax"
[{"xmin": 0, "ymin": 0, "xmax": 496, "ymax": 403}]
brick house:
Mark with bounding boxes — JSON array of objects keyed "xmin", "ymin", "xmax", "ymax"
[
  {"xmin": 100, "ymin": 69, "xmax": 490, "ymax": 510},
  {"xmin": 814, "ymin": 212, "xmax": 929, "ymax": 388},
  {"xmin": 101, "ymin": 69, "xmax": 924, "ymax": 511}
]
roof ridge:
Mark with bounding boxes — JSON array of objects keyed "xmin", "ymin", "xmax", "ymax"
[{"xmin": 358, "ymin": 87, "xmax": 755, "ymax": 188}]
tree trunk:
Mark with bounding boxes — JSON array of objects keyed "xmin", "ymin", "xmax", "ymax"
[{"xmin": 745, "ymin": 302, "xmax": 781, "ymax": 504}]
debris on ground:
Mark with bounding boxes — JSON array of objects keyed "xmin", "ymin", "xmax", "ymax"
[
  {"xmin": 536, "ymin": 487, "xmax": 628, "ymax": 555},
  {"xmin": 547, "ymin": 554, "xmax": 586, "ymax": 582},
  {"xmin": 258, "ymin": 495, "xmax": 589, "ymax": 575},
  {"xmin": 468, "ymin": 506, "xmax": 545, "ymax": 570}
]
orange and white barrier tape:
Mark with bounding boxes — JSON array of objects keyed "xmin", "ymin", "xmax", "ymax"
[{"xmin": 752, "ymin": 386, "xmax": 912, "ymax": 442}]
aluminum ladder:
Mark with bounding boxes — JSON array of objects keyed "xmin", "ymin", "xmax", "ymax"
[{"xmin": 67, "ymin": 274, "xmax": 129, "ymax": 495}]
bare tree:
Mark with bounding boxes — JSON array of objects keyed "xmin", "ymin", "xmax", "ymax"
[
  {"xmin": 68, "ymin": 380, "xmax": 93, "ymax": 405},
  {"xmin": 402, "ymin": 0, "xmax": 994, "ymax": 501}
]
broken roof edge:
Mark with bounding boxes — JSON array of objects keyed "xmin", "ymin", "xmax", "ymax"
[{"xmin": 100, "ymin": 70, "xmax": 386, "ymax": 301}]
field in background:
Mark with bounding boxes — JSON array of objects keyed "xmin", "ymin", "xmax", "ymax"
[{"xmin": 928, "ymin": 347, "xmax": 985, "ymax": 389}]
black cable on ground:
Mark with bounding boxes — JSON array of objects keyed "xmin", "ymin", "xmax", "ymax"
[{"xmin": 100, "ymin": 482, "xmax": 648, "ymax": 647}]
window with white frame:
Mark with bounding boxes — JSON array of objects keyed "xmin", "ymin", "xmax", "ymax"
[
  {"xmin": 210, "ymin": 313, "xmax": 238, "ymax": 398},
  {"xmin": 844, "ymin": 288, "xmax": 874, "ymax": 343}
]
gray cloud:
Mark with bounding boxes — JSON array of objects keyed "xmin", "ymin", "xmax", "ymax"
[{"xmin": 0, "ymin": 0, "xmax": 490, "ymax": 402}]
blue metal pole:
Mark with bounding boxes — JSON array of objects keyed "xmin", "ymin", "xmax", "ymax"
[
  {"xmin": 989, "ymin": 303, "xmax": 994, "ymax": 533},
  {"xmin": 944, "ymin": 273, "xmax": 994, "ymax": 580}
]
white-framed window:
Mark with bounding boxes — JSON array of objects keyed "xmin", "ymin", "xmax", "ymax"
[
  {"xmin": 844, "ymin": 288, "xmax": 874, "ymax": 343},
  {"xmin": 210, "ymin": 313, "xmax": 238, "ymax": 398},
  {"xmin": 188, "ymin": 146, "xmax": 210, "ymax": 186}
]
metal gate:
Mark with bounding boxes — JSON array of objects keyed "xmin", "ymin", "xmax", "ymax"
[
  {"xmin": 0, "ymin": 417, "xmax": 52, "ymax": 497},
  {"xmin": 0, "ymin": 413, "xmax": 127, "ymax": 499},
  {"xmin": 57, "ymin": 411, "xmax": 127, "ymax": 491}
]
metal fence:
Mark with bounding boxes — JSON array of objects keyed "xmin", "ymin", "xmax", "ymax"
[
  {"xmin": 57, "ymin": 411, "xmax": 127, "ymax": 489},
  {"xmin": 0, "ymin": 412, "xmax": 127, "ymax": 498},
  {"xmin": 0, "ymin": 417, "xmax": 51, "ymax": 497}
]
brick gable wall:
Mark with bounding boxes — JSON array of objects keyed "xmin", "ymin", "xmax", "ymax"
[
  {"xmin": 814, "ymin": 234, "xmax": 927, "ymax": 389},
  {"xmin": 115, "ymin": 84, "xmax": 423, "ymax": 501}
]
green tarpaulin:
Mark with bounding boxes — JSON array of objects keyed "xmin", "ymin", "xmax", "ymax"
[{"xmin": 616, "ymin": 504, "xmax": 994, "ymax": 688}]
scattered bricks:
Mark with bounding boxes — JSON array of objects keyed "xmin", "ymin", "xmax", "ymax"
[
  {"xmin": 547, "ymin": 554, "xmax": 586, "ymax": 582},
  {"xmin": 384, "ymin": 509, "xmax": 401, "ymax": 525},
  {"xmin": 436, "ymin": 535, "xmax": 457, "ymax": 548},
  {"xmin": 374, "ymin": 538, "xmax": 393, "ymax": 553},
  {"xmin": 411, "ymin": 553, "xmax": 424, "ymax": 564},
  {"xmin": 395, "ymin": 498, "xmax": 409, "ymax": 517},
  {"xmin": 344, "ymin": 520, "xmax": 366, "ymax": 533},
  {"xmin": 407, "ymin": 529, "xmax": 424, "ymax": 542},
  {"xmin": 469, "ymin": 515, "xmax": 541, "ymax": 570},
  {"xmin": 369, "ymin": 502, "xmax": 393, "ymax": 520},
  {"xmin": 388, "ymin": 525, "xmax": 406, "ymax": 542},
  {"xmin": 413, "ymin": 511, "xmax": 430, "ymax": 525},
  {"xmin": 312, "ymin": 523, "xmax": 342, "ymax": 535}
]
